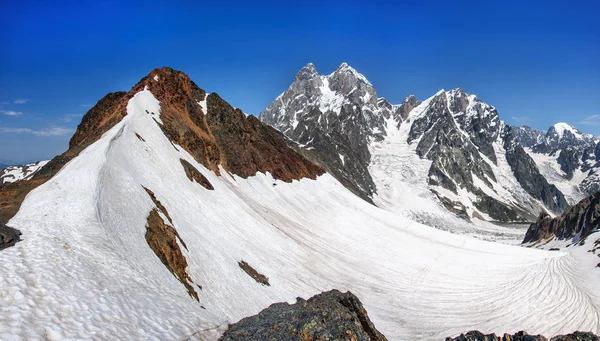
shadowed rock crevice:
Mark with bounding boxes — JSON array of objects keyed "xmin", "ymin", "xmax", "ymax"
[
  {"xmin": 238, "ymin": 260, "xmax": 270, "ymax": 286},
  {"xmin": 180, "ymin": 159, "xmax": 214, "ymax": 190},
  {"xmin": 219, "ymin": 290, "xmax": 387, "ymax": 341}
]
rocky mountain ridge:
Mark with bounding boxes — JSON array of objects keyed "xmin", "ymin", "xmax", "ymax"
[
  {"xmin": 261, "ymin": 63, "xmax": 569, "ymax": 222},
  {"xmin": 514, "ymin": 123, "xmax": 600, "ymax": 204}
]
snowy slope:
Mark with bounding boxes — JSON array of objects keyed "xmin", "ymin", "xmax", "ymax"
[
  {"xmin": 2, "ymin": 87, "xmax": 600, "ymax": 340},
  {"xmin": 0, "ymin": 160, "xmax": 49, "ymax": 185}
]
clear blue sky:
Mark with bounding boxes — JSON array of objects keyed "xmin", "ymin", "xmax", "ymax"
[{"xmin": 1, "ymin": 0, "xmax": 598, "ymax": 164}]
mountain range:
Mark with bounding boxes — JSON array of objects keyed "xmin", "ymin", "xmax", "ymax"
[
  {"xmin": 260, "ymin": 63, "xmax": 571, "ymax": 224},
  {"xmin": 0, "ymin": 65, "xmax": 599, "ymax": 340}
]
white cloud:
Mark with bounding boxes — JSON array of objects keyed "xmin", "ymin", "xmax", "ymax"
[
  {"xmin": 511, "ymin": 116, "xmax": 531, "ymax": 125},
  {"xmin": 13, "ymin": 99, "xmax": 29, "ymax": 104},
  {"xmin": 57, "ymin": 114, "xmax": 83, "ymax": 123},
  {"xmin": 1, "ymin": 110, "xmax": 23, "ymax": 116},
  {"xmin": 0, "ymin": 125, "xmax": 74, "ymax": 136},
  {"xmin": 80, "ymin": 104, "xmax": 93, "ymax": 108},
  {"xmin": 580, "ymin": 115, "xmax": 600, "ymax": 125}
]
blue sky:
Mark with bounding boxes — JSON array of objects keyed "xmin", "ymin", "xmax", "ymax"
[{"xmin": 1, "ymin": 0, "xmax": 598, "ymax": 164}]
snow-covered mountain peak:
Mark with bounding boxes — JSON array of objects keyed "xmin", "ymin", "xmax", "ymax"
[
  {"xmin": 330, "ymin": 62, "xmax": 372, "ymax": 86},
  {"xmin": 294, "ymin": 62, "xmax": 319, "ymax": 82},
  {"xmin": 0, "ymin": 160, "xmax": 50, "ymax": 186},
  {"xmin": 552, "ymin": 122, "xmax": 578, "ymax": 138}
]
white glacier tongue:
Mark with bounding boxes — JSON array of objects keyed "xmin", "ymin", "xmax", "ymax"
[{"xmin": 2, "ymin": 86, "xmax": 600, "ymax": 340}]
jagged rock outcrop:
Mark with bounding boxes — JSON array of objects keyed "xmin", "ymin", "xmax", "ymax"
[
  {"xmin": 523, "ymin": 190, "xmax": 600, "ymax": 244},
  {"xmin": 447, "ymin": 331, "xmax": 598, "ymax": 341},
  {"xmin": 218, "ymin": 290, "xmax": 387, "ymax": 341}
]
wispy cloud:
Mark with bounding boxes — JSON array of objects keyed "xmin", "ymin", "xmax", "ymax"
[
  {"xmin": 79, "ymin": 104, "xmax": 93, "ymax": 108},
  {"xmin": 511, "ymin": 116, "xmax": 531, "ymax": 125},
  {"xmin": 57, "ymin": 114, "xmax": 83, "ymax": 123},
  {"xmin": 580, "ymin": 115, "xmax": 600, "ymax": 125},
  {"xmin": 1, "ymin": 110, "xmax": 23, "ymax": 116},
  {"xmin": 0, "ymin": 125, "xmax": 74, "ymax": 136},
  {"xmin": 13, "ymin": 98, "xmax": 28, "ymax": 104}
]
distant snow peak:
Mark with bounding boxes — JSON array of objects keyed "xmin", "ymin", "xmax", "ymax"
[
  {"xmin": 0, "ymin": 160, "xmax": 50, "ymax": 185},
  {"xmin": 552, "ymin": 122, "xmax": 579, "ymax": 138},
  {"xmin": 331, "ymin": 62, "xmax": 372, "ymax": 86}
]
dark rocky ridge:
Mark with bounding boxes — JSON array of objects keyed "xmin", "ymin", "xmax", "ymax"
[
  {"xmin": 523, "ymin": 190, "xmax": 600, "ymax": 244},
  {"xmin": 219, "ymin": 289, "xmax": 387, "ymax": 341}
]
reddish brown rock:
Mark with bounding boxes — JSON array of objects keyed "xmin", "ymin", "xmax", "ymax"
[
  {"xmin": 0, "ymin": 67, "xmax": 323, "ymax": 225},
  {"xmin": 180, "ymin": 159, "xmax": 214, "ymax": 190}
]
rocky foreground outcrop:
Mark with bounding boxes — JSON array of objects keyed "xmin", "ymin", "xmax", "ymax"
[
  {"xmin": 219, "ymin": 289, "xmax": 599, "ymax": 341},
  {"xmin": 218, "ymin": 290, "xmax": 387, "ymax": 341},
  {"xmin": 447, "ymin": 330, "xmax": 599, "ymax": 341}
]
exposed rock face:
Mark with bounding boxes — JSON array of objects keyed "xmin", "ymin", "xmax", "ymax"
[
  {"xmin": 69, "ymin": 91, "xmax": 130, "ymax": 152},
  {"xmin": 259, "ymin": 62, "xmax": 409, "ymax": 202},
  {"xmin": 0, "ymin": 160, "xmax": 49, "ymax": 186},
  {"xmin": 144, "ymin": 186, "xmax": 199, "ymax": 301},
  {"xmin": 238, "ymin": 260, "xmax": 270, "ymax": 286},
  {"xmin": 503, "ymin": 127, "xmax": 569, "ymax": 213},
  {"xmin": 513, "ymin": 126, "xmax": 545, "ymax": 148},
  {"xmin": 407, "ymin": 90, "xmax": 567, "ymax": 220},
  {"xmin": 219, "ymin": 289, "xmax": 387, "ymax": 341},
  {"xmin": 523, "ymin": 190, "xmax": 600, "ymax": 244},
  {"xmin": 447, "ymin": 331, "xmax": 599, "ymax": 341},
  {"xmin": 0, "ymin": 223, "xmax": 21, "ymax": 250},
  {"xmin": 145, "ymin": 67, "xmax": 324, "ymax": 183},
  {"xmin": 180, "ymin": 159, "xmax": 214, "ymax": 190}
]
